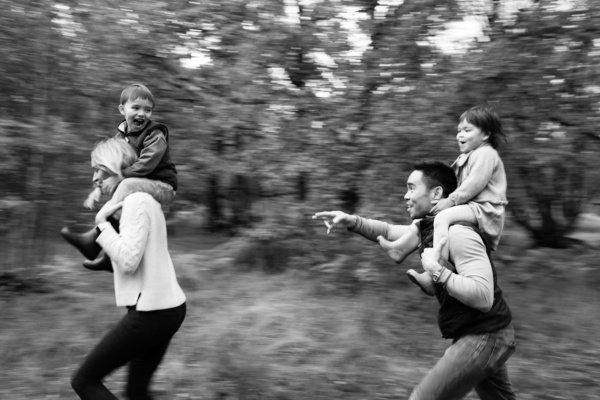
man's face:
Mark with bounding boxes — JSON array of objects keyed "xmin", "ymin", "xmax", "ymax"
[{"xmin": 404, "ymin": 170, "xmax": 436, "ymax": 219}]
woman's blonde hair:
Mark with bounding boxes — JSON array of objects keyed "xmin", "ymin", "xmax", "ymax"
[{"xmin": 91, "ymin": 138, "xmax": 137, "ymax": 178}]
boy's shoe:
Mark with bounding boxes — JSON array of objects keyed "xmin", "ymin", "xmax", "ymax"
[
  {"xmin": 406, "ymin": 269, "xmax": 435, "ymax": 296},
  {"xmin": 81, "ymin": 216, "xmax": 119, "ymax": 273},
  {"xmin": 60, "ymin": 226, "xmax": 101, "ymax": 260},
  {"xmin": 83, "ymin": 252, "xmax": 113, "ymax": 273}
]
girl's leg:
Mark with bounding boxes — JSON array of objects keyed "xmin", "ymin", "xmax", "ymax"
[
  {"xmin": 433, "ymin": 205, "xmax": 477, "ymax": 261},
  {"xmin": 377, "ymin": 230, "xmax": 418, "ymax": 264},
  {"xmin": 407, "ymin": 206, "xmax": 477, "ymax": 296}
]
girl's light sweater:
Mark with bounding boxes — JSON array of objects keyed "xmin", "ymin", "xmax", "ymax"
[
  {"xmin": 449, "ymin": 143, "xmax": 507, "ymax": 207},
  {"xmin": 97, "ymin": 192, "xmax": 186, "ymax": 311}
]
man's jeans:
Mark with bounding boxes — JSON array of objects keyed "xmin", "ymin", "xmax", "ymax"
[{"xmin": 409, "ymin": 323, "xmax": 516, "ymax": 400}]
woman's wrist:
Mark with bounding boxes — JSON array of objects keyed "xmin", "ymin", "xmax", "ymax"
[{"xmin": 97, "ymin": 221, "xmax": 111, "ymax": 230}]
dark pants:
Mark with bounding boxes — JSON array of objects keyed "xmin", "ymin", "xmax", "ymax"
[{"xmin": 72, "ymin": 303, "xmax": 186, "ymax": 400}]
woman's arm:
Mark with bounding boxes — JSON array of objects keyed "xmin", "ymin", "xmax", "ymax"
[{"xmin": 96, "ymin": 194, "xmax": 151, "ymax": 274}]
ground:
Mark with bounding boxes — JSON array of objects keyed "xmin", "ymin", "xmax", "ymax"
[{"xmin": 1, "ymin": 219, "xmax": 599, "ymax": 399}]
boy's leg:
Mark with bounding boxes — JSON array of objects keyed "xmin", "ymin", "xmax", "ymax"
[
  {"xmin": 110, "ymin": 178, "xmax": 175, "ymax": 206},
  {"xmin": 82, "ymin": 216, "xmax": 119, "ymax": 272},
  {"xmin": 433, "ymin": 205, "xmax": 477, "ymax": 261},
  {"xmin": 99, "ymin": 178, "xmax": 175, "ymax": 222},
  {"xmin": 60, "ymin": 226, "xmax": 102, "ymax": 260}
]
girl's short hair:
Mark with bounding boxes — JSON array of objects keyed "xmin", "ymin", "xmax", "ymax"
[
  {"xmin": 91, "ymin": 138, "xmax": 138, "ymax": 178},
  {"xmin": 459, "ymin": 106, "xmax": 507, "ymax": 148},
  {"xmin": 120, "ymin": 83, "xmax": 155, "ymax": 107}
]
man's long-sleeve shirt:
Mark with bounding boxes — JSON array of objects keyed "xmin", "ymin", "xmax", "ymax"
[{"xmin": 350, "ymin": 216, "xmax": 494, "ymax": 312}]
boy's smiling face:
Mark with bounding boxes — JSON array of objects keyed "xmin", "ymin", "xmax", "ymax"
[{"xmin": 119, "ymin": 97, "xmax": 153, "ymax": 133}]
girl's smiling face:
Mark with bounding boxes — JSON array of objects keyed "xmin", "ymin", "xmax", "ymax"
[{"xmin": 456, "ymin": 119, "xmax": 489, "ymax": 154}]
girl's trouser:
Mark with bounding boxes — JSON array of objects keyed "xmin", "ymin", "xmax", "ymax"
[
  {"xmin": 409, "ymin": 323, "xmax": 516, "ymax": 400},
  {"xmin": 71, "ymin": 302, "xmax": 186, "ymax": 400},
  {"xmin": 433, "ymin": 204, "xmax": 477, "ymax": 259}
]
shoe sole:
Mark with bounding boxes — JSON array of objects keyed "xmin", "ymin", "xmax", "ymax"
[{"xmin": 407, "ymin": 272, "xmax": 435, "ymax": 296}]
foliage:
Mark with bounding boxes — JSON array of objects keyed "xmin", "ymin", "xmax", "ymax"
[
  {"xmin": 1, "ymin": 0, "xmax": 600, "ymax": 271},
  {"xmin": 453, "ymin": 3, "xmax": 600, "ymax": 246}
]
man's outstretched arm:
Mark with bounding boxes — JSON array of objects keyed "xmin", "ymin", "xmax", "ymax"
[{"xmin": 312, "ymin": 211, "xmax": 413, "ymax": 242}]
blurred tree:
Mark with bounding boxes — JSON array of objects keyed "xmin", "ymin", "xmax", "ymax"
[
  {"xmin": 1, "ymin": 0, "xmax": 600, "ymax": 273},
  {"xmin": 453, "ymin": 2, "xmax": 600, "ymax": 247}
]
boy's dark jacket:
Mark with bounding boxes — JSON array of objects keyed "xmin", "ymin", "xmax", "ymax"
[{"xmin": 116, "ymin": 120, "xmax": 178, "ymax": 191}]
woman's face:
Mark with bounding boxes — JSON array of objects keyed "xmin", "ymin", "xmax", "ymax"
[{"xmin": 92, "ymin": 167, "xmax": 111, "ymax": 192}]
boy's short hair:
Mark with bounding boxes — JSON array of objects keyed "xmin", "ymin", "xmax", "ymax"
[
  {"xmin": 120, "ymin": 83, "xmax": 155, "ymax": 107},
  {"xmin": 91, "ymin": 138, "xmax": 138, "ymax": 178},
  {"xmin": 413, "ymin": 160, "xmax": 457, "ymax": 198}
]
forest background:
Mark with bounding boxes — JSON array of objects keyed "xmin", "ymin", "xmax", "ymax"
[{"xmin": 1, "ymin": 0, "xmax": 600, "ymax": 399}]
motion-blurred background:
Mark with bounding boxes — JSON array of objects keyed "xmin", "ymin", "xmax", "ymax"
[{"xmin": 1, "ymin": 0, "xmax": 599, "ymax": 399}]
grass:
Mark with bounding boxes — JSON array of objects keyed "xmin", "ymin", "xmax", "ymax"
[{"xmin": 1, "ymin": 221, "xmax": 600, "ymax": 399}]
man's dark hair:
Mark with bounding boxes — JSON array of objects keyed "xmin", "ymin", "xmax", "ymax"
[{"xmin": 413, "ymin": 161, "xmax": 457, "ymax": 198}]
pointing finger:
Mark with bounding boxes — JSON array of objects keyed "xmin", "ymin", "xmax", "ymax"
[
  {"xmin": 313, "ymin": 211, "xmax": 335, "ymax": 220},
  {"xmin": 324, "ymin": 221, "xmax": 333, "ymax": 234}
]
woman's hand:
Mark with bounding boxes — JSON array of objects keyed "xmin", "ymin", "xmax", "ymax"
[
  {"xmin": 101, "ymin": 176, "xmax": 123, "ymax": 196},
  {"xmin": 95, "ymin": 202, "xmax": 123, "ymax": 225},
  {"xmin": 83, "ymin": 187, "xmax": 102, "ymax": 210}
]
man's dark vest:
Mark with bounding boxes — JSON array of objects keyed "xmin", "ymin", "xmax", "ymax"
[
  {"xmin": 117, "ymin": 120, "xmax": 178, "ymax": 191},
  {"xmin": 418, "ymin": 217, "xmax": 512, "ymax": 339}
]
